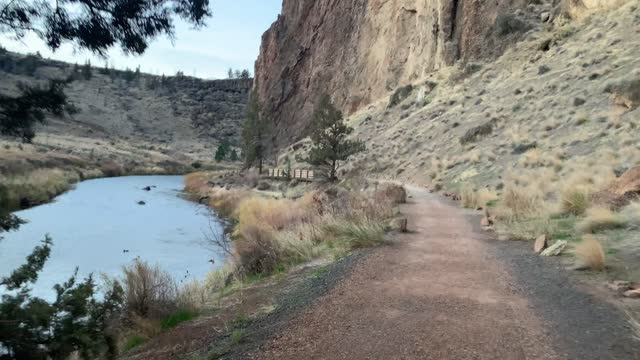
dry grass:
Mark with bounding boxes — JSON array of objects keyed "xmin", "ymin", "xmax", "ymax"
[
  {"xmin": 573, "ymin": 235, "xmax": 605, "ymax": 271},
  {"xmin": 234, "ymin": 197, "xmax": 314, "ymax": 232},
  {"xmin": 577, "ymin": 206, "xmax": 626, "ymax": 233},
  {"xmin": 184, "ymin": 174, "xmax": 398, "ymax": 277},
  {"xmin": 497, "ymin": 186, "xmax": 545, "ymax": 220},
  {"xmin": 203, "ymin": 263, "xmax": 236, "ymax": 292},
  {"xmin": 183, "ymin": 172, "xmax": 209, "ymax": 193},
  {"xmin": 208, "ymin": 188, "xmax": 251, "ymax": 217},
  {"xmin": 234, "ymin": 223, "xmax": 281, "ymax": 275},
  {"xmin": 1, "ymin": 168, "xmax": 80, "ymax": 209},
  {"xmin": 461, "ymin": 186, "xmax": 478, "ymax": 209},
  {"xmin": 461, "ymin": 186, "xmax": 497, "ymax": 209},
  {"xmin": 122, "ymin": 259, "xmax": 179, "ymax": 318},
  {"xmin": 560, "ymin": 186, "xmax": 591, "ymax": 216},
  {"xmin": 321, "ymin": 219, "xmax": 386, "ymax": 249},
  {"xmin": 496, "ymin": 216, "xmax": 557, "ymax": 241},
  {"xmin": 275, "ymin": 223, "xmax": 324, "ymax": 262}
]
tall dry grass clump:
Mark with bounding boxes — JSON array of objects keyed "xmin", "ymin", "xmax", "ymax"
[
  {"xmin": 498, "ymin": 186, "xmax": 545, "ymax": 220},
  {"xmin": 321, "ymin": 219, "xmax": 386, "ymax": 249},
  {"xmin": 122, "ymin": 259, "xmax": 179, "ymax": 318},
  {"xmin": 234, "ymin": 223, "xmax": 282, "ymax": 275},
  {"xmin": 560, "ymin": 186, "xmax": 591, "ymax": 216},
  {"xmin": 234, "ymin": 197, "xmax": 313, "ymax": 232},
  {"xmin": 461, "ymin": 186, "xmax": 478, "ymax": 209},
  {"xmin": 574, "ymin": 235, "xmax": 605, "ymax": 271},
  {"xmin": 183, "ymin": 172, "xmax": 208, "ymax": 193},
  {"xmin": 208, "ymin": 188, "xmax": 251, "ymax": 217},
  {"xmin": 577, "ymin": 206, "xmax": 626, "ymax": 233},
  {"xmin": 461, "ymin": 186, "xmax": 497, "ymax": 209}
]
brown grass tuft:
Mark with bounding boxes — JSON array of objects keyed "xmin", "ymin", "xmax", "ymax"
[
  {"xmin": 122, "ymin": 259, "xmax": 179, "ymax": 318},
  {"xmin": 234, "ymin": 223, "xmax": 281, "ymax": 275},
  {"xmin": 498, "ymin": 186, "xmax": 544, "ymax": 220},
  {"xmin": 577, "ymin": 206, "xmax": 626, "ymax": 233},
  {"xmin": 560, "ymin": 187, "xmax": 591, "ymax": 216},
  {"xmin": 574, "ymin": 235, "xmax": 605, "ymax": 271},
  {"xmin": 183, "ymin": 172, "xmax": 208, "ymax": 193}
]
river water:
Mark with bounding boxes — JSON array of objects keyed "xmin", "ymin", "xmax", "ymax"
[{"xmin": 0, "ymin": 175, "xmax": 226, "ymax": 300}]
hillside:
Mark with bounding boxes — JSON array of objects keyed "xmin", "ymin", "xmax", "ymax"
[
  {"xmin": 0, "ymin": 50, "xmax": 251, "ymax": 149},
  {"xmin": 0, "ymin": 50, "xmax": 250, "ymax": 210}
]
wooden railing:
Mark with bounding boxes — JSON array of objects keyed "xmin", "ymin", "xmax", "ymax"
[{"xmin": 265, "ymin": 168, "xmax": 315, "ymax": 181}]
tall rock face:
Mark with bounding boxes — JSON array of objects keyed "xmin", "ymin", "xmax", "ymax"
[{"xmin": 254, "ymin": 0, "xmax": 528, "ymax": 146}]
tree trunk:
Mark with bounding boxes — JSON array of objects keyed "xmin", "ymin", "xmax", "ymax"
[
  {"xmin": 259, "ymin": 158, "xmax": 263, "ymax": 175},
  {"xmin": 330, "ymin": 159, "xmax": 337, "ymax": 181}
]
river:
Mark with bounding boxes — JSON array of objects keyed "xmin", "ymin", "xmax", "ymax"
[{"xmin": 0, "ymin": 175, "xmax": 226, "ymax": 300}]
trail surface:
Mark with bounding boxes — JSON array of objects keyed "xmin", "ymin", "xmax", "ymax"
[{"xmin": 250, "ymin": 186, "xmax": 639, "ymax": 360}]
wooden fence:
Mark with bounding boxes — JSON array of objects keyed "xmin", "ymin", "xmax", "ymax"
[{"xmin": 265, "ymin": 168, "xmax": 315, "ymax": 181}]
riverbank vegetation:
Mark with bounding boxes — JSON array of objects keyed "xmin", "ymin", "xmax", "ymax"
[{"xmin": 184, "ymin": 171, "xmax": 405, "ymax": 279}]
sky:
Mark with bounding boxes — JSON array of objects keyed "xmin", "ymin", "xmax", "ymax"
[{"xmin": 0, "ymin": 1, "xmax": 282, "ymax": 79}]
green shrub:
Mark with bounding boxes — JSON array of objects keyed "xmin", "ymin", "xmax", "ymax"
[
  {"xmin": 230, "ymin": 329, "xmax": 247, "ymax": 345},
  {"xmin": 160, "ymin": 310, "xmax": 196, "ymax": 330},
  {"xmin": 124, "ymin": 335, "xmax": 146, "ymax": 351}
]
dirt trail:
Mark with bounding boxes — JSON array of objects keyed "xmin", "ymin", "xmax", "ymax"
[{"xmin": 249, "ymin": 186, "xmax": 639, "ymax": 360}]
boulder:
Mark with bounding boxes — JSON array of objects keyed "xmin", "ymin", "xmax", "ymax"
[
  {"xmin": 610, "ymin": 166, "xmax": 640, "ymax": 196},
  {"xmin": 137, "ymin": 201, "xmax": 146, "ymax": 205},
  {"xmin": 623, "ymin": 289, "xmax": 640, "ymax": 299},
  {"xmin": 592, "ymin": 166, "xmax": 640, "ymax": 209},
  {"xmin": 540, "ymin": 240, "xmax": 567, "ymax": 256},
  {"xmin": 534, "ymin": 235, "xmax": 548, "ymax": 254}
]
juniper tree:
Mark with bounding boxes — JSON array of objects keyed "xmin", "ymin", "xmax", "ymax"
[
  {"xmin": 0, "ymin": 236, "xmax": 125, "ymax": 360},
  {"xmin": 229, "ymin": 149, "xmax": 239, "ymax": 162},
  {"xmin": 215, "ymin": 140, "xmax": 230, "ymax": 162},
  {"xmin": 242, "ymin": 91, "xmax": 271, "ymax": 174},
  {"xmin": 298, "ymin": 94, "xmax": 365, "ymax": 181},
  {"xmin": 0, "ymin": 0, "xmax": 212, "ymax": 141},
  {"xmin": 0, "ymin": 80, "xmax": 67, "ymax": 142}
]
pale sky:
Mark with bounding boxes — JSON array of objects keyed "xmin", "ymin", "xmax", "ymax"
[{"xmin": 0, "ymin": 1, "xmax": 282, "ymax": 79}]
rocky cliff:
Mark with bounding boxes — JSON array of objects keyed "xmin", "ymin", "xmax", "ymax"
[{"xmin": 253, "ymin": 0, "xmax": 552, "ymax": 146}]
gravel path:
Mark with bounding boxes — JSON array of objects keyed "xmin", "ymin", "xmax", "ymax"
[{"xmin": 248, "ymin": 186, "xmax": 640, "ymax": 359}]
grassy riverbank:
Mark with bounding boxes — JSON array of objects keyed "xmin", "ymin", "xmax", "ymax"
[
  {"xmin": 183, "ymin": 171, "xmax": 406, "ymax": 278},
  {"xmin": 0, "ymin": 136, "xmax": 232, "ymax": 212}
]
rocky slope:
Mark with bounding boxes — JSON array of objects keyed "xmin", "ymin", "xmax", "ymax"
[{"xmin": 253, "ymin": 0, "xmax": 554, "ymax": 146}]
